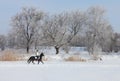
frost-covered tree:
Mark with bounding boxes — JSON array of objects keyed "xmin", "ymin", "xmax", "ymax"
[
  {"xmin": 41, "ymin": 11, "xmax": 86, "ymax": 54},
  {"xmin": 0, "ymin": 35, "xmax": 6, "ymax": 51},
  {"xmin": 85, "ymin": 6, "xmax": 113, "ymax": 54},
  {"xmin": 41, "ymin": 13, "xmax": 69, "ymax": 54},
  {"xmin": 6, "ymin": 32, "xmax": 16, "ymax": 48},
  {"xmin": 11, "ymin": 7, "xmax": 45, "ymax": 53},
  {"xmin": 110, "ymin": 33, "xmax": 120, "ymax": 52},
  {"xmin": 67, "ymin": 11, "xmax": 87, "ymax": 43}
]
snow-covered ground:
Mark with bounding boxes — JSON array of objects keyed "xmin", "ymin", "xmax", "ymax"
[
  {"xmin": 0, "ymin": 55, "xmax": 120, "ymax": 81},
  {"xmin": 0, "ymin": 47, "xmax": 120, "ymax": 81}
]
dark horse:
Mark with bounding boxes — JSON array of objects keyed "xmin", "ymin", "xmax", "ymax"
[{"xmin": 27, "ymin": 52, "xmax": 45, "ymax": 64}]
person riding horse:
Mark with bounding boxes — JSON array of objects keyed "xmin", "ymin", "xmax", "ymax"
[{"xmin": 27, "ymin": 52, "xmax": 45, "ymax": 64}]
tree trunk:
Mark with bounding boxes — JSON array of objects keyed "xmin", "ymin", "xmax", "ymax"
[
  {"xmin": 27, "ymin": 45, "xmax": 30, "ymax": 53},
  {"xmin": 55, "ymin": 46, "xmax": 60, "ymax": 54},
  {"xmin": 27, "ymin": 46, "xmax": 29, "ymax": 53}
]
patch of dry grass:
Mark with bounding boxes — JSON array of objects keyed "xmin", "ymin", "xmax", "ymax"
[
  {"xmin": 42, "ymin": 56, "xmax": 48, "ymax": 61},
  {"xmin": 90, "ymin": 54, "xmax": 102, "ymax": 61},
  {"xmin": 0, "ymin": 50, "xmax": 21, "ymax": 61},
  {"xmin": 64, "ymin": 55, "xmax": 86, "ymax": 62}
]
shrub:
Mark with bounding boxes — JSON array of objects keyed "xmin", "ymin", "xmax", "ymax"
[
  {"xmin": 64, "ymin": 55, "xmax": 86, "ymax": 62},
  {"xmin": 0, "ymin": 50, "xmax": 20, "ymax": 61}
]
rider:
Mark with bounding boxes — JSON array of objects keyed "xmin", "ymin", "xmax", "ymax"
[{"xmin": 35, "ymin": 49, "xmax": 39, "ymax": 59}]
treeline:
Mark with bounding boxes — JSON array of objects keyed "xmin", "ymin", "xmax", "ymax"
[{"xmin": 0, "ymin": 6, "xmax": 119, "ymax": 54}]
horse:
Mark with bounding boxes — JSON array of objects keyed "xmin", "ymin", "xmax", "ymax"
[{"xmin": 27, "ymin": 52, "xmax": 45, "ymax": 64}]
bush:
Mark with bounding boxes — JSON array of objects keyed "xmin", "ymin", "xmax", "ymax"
[
  {"xmin": 64, "ymin": 55, "xmax": 86, "ymax": 62},
  {"xmin": 0, "ymin": 50, "xmax": 20, "ymax": 61}
]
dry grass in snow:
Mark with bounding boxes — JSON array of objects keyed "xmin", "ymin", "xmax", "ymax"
[
  {"xmin": 64, "ymin": 55, "xmax": 86, "ymax": 62},
  {"xmin": 0, "ymin": 50, "xmax": 21, "ymax": 61}
]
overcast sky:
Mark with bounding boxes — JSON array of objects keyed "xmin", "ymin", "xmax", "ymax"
[{"xmin": 0, "ymin": 0, "xmax": 120, "ymax": 34}]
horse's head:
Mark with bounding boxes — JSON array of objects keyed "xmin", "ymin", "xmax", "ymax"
[{"xmin": 40, "ymin": 52, "xmax": 45, "ymax": 57}]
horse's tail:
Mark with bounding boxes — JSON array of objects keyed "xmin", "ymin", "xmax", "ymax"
[{"xmin": 27, "ymin": 58, "xmax": 31, "ymax": 64}]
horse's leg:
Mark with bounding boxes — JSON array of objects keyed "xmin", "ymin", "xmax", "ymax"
[
  {"xmin": 38, "ymin": 61, "xmax": 39, "ymax": 64},
  {"xmin": 32, "ymin": 60, "xmax": 35, "ymax": 64},
  {"xmin": 29, "ymin": 61, "xmax": 31, "ymax": 64},
  {"xmin": 27, "ymin": 59, "xmax": 31, "ymax": 64},
  {"xmin": 41, "ymin": 60, "xmax": 44, "ymax": 64},
  {"xmin": 27, "ymin": 59, "xmax": 30, "ymax": 64}
]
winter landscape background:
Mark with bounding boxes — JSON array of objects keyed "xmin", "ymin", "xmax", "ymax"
[{"xmin": 0, "ymin": 0, "xmax": 120, "ymax": 81}]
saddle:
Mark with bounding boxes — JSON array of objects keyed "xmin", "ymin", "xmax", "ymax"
[{"xmin": 35, "ymin": 56, "xmax": 40, "ymax": 59}]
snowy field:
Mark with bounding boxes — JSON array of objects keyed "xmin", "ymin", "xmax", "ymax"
[
  {"xmin": 0, "ymin": 55, "xmax": 120, "ymax": 81},
  {"xmin": 0, "ymin": 47, "xmax": 120, "ymax": 81}
]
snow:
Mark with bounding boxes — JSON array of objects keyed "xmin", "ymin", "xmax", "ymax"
[
  {"xmin": 0, "ymin": 56, "xmax": 120, "ymax": 81},
  {"xmin": 0, "ymin": 47, "xmax": 120, "ymax": 81}
]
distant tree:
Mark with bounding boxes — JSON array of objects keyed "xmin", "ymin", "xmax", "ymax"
[
  {"xmin": 110, "ymin": 33, "xmax": 120, "ymax": 52},
  {"xmin": 6, "ymin": 32, "xmax": 16, "ymax": 48},
  {"xmin": 41, "ymin": 13, "xmax": 69, "ymax": 54},
  {"xmin": 11, "ymin": 7, "xmax": 45, "ymax": 53},
  {"xmin": 67, "ymin": 11, "xmax": 87, "ymax": 44},
  {"xmin": 0, "ymin": 35, "xmax": 6, "ymax": 51},
  {"xmin": 85, "ymin": 6, "xmax": 113, "ymax": 54},
  {"xmin": 41, "ymin": 11, "xmax": 86, "ymax": 54}
]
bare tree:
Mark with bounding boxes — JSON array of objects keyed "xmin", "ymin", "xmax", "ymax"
[
  {"xmin": 6, "ymin": 32, "xmax": 16, "ymax": 48},
  {"xmin": 11, "ymin": 7, "xmax": 45, "ymax": 53},
  {"xmin": 0, "ymin": 35, "xmax": 6, "ymax": 51},
  {"xmin": 110, "ymin": 33, "xmax": 120, "ymax": 52},
  {"xmin": 41, "ymin": 13, "xmax": 69, "ymax": 54},
  {"xmin": 41, "ymin": 11, "xmax": 86, "ymax": 54},
  {"xmin": 67, "ymin": 10, "xmax": 87, "ymax": 44},
  {"xmin": 85, "ymin": 6, "xmax": 113, "ymax": 55}
]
